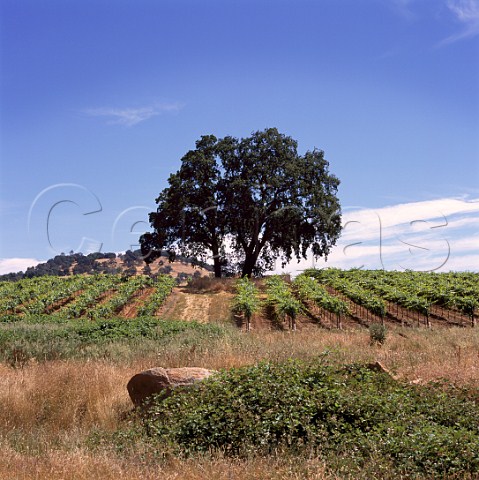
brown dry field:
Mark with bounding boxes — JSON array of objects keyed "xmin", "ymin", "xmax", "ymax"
[{"xmin": 1, "ymin": 283, "xmax": 479, "ymax": 479}]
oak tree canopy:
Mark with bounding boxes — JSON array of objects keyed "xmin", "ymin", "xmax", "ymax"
[{"xmin": 140, "ymin": 128, "xmax": 341, "ymax": 278}]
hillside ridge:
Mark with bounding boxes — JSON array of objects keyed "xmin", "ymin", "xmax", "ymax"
[{"xmin": 0, "ymin": 250, "xmax": 213, "ymax": 282}]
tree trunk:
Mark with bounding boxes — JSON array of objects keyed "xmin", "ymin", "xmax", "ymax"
[
  {"xmin": 241, "ymin": 252, "xmax": 258, "ymax": 278},
  {"xmin": 213, "ymin": 257, "xmax": 222, "ymax": 278},
  {"xmin": 212, "ymin": 245, "xmax": 222, "ymax": 278}
]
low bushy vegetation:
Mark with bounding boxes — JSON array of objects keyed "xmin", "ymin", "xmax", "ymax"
[
  {"xmin": 2, "ymin": 325, "xmax": 479, "ymax": 479},
  {"xmin": 0, "ymin": 317, "xmax": 225, "ymax": 366},
  {"xmin": 141, "ymin": 360, "xmax": 479, "ymax": 477},
  {"xmin": 369, "ymin": 323, "xmax": 387, "ymax": 345}
]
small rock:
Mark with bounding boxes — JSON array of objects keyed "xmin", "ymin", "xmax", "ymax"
[
  {"xmin": 410, "ymin": 378, "xmax": 423, "ymax": 385},
  {"xmin": 366, "ymin": 361, "xmax": 399, "ymax": 380},
  {"xmin": 127, "ymin": 366, "xmax": 216, "ymax": 407}
]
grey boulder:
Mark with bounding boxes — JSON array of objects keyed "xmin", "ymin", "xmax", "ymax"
[{"xmin": 127, "ymin": 366, "xmax": 216, "ymax": 407}]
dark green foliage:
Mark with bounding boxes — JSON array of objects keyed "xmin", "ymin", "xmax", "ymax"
[
  {"xmin": 0, "ymin": 250, "xmax": 211, "ymax": 281},
  {"xmin": 141, "ymin": 135, "xmax": 227, "ymax": 278},
  {"xmin": 0, "ymin": 251, "xmax": 126, "ymax": 280},
  {"xmin": 143, "ymin": 360, "xmax": 479, "ymax": 476},
  {"xmin": 141, "ymin": 128, "xmax": 342, "ymax": 277},
  {"xmin": 221, "ymin": 129, "xmax": 341, "ymax": 277}
]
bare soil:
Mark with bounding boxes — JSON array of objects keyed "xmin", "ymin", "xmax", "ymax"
[
  {"xmin": 118, "ymin": 287, "xmax": 156, "ymax": 319},
  {"xmin": 44, "ymin": 288, "xmax": 86, "ymax": 314},
  {"xmin": 158, "ymin": 288, "xmax": 231, "ymax": 323}
]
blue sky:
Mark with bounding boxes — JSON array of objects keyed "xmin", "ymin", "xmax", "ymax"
[{"xmin": 0, "ymin": 0, "xmax": 478, "ymax": 274}]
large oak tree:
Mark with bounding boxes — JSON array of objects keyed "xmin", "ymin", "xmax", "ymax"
[{"xmin": 140, "ymin": 128, "xmax": 341, "ymax": 278}]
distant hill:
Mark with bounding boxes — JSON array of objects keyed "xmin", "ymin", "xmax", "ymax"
[{"xmin": 0, "ymin": 250, "xmax": 213, "ymax": 282}]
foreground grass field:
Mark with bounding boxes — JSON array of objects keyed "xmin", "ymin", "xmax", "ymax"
[
  {"xmin": 1, "ymin": 318, "xmax": 479, "ymax": 479},
  {"xmin": 1, "ymin": 272, "xmax": 478, "ymax": 478}
]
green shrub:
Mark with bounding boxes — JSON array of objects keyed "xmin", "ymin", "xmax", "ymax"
[
  {"xmin": 369, "ymin": 420, "xmax": 479, "ymax": 475},
  {"xmin": 143, "ymin": 360, "xmax": 479, "ymax": 476},
  {"xmin": 369, "ymin": 323, "xmax": 387, "ymax": 345}
]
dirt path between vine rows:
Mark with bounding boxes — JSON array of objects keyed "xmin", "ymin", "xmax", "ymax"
[
  {"xmin": 158, "ymin": 288, "xmax": 235, "ymax": 324},
  {"xmin": 180, "ymin": 293, "xmax": 212, "ymax": 323}
]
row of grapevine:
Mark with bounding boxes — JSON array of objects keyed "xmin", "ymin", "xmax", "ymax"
[
  {"xmin": 53, "ymin": 275, "xmax": 123, "ymax": 319},
  {"xmin": 16, "ymin": 275, "xmax": 96, "ymax": 316},
  {"xmin": 306, "ymin": 269, "xmax": 387, "ymax": 321},
  {"xmin": 314, "ymin": 269, "xmax": 478, "ymax": 327},
  {"xmin": 343, "ymin": 269, "xmax": 477, "ymax": 302},
  {"xmin": 0, "ymin": 276, "xmax": 82, "ymax": 316},
  {"xmin": 137, "ymin": 275, "xmax": 177, "ymax": 316},
  {"xmin": 0, "ymin": 274, "xmax": 178, "ymax": 320},
  {"xmin": 231, "ymin": 277, "xmax": 262, "ymax": 331},
  {"xmin": 265, "ymin": 276, "xmax": 302, "ymax": 331},
  {"xmin": 330, "ymin": 270, "xmax": 431, "ymax": 325},
  {"xmin": 231, "ymin": 275, "xmax": 349, "ymax": 331},
  {"xmin": 86, "ymin": 275, "xmax": 154, "ymax": 319},
  {"xmin": 293, "ymin": 274, "xmax": 350, "ymax": 328},
  {"xmin": 376, "ymin": 270, "xmax": 478, "ymax": 323},
  {"xmin": 231, "ymin": 277, "xmax": 302, "ymax": 331}
]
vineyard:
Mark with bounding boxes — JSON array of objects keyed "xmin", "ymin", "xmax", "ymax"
[
  {"xmin": 0, "ymin": 274, "xmax": 176, "ymax": 321},
  {"xmin": 233, "ymin": 269, "xmax": 479, "ymax": 331},
  {"xmin": 2, "ymin": 269, "xmax": 479, "ymax": 478},
  {"xmin": 0, "ymin": 269, "xmax": 477, "ymax": 331}
]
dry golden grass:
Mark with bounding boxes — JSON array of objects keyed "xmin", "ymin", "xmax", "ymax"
[
  {"xmin": 1, "ymin": 328, "xmax": 478, "ymax": 438},
  {"xmin": 151, "ymin": 327, "xmax": 479, "ymax": 386},
  {"xmin": 0, "ymin": 361, "xmax": 135, "ymax": 450},
  {"xmin": 383, "ymin": 328, "xmax": 479, "ymax": 385},
  {"xmin": 1, "ymin": 326, "xmax": 479, "ymax": 479},
  {"xmin": 0, "ymin": 446, "xmax": 340, "ymax": 480},
  {"xmin": 185, "ymin": 276, "xmax": 237, "ymax": 293}
]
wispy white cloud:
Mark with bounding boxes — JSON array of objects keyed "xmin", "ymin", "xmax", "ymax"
[
  {"xmin": 435, "ymin": 254, "xmax": 479, "ymax": 271},
  {"xmin": 389, "ymin": 0, "xmax": 417, "ymax": 20},
  {"xmin": 439, "ymin": 0, "xmax": 479, "ymax": 45},
  {"xmin": 0, "ymin": 258, "xmax": 42, "ymax": 275},
  {"xmin": 386, "ymin": 0, "xmax": 479, "ymax": 47},
  {"xmin": 449, "ymin": 237, "xmax": 479, "ymax": 252},
  {"xmin": 278, "ymin": 196, "xmax": 479, "ymax": 275},
  {"xmin": 83, "ymin": 102, "xmax": 183, "ymax": 126},
  {"xmin": 445, "ymin": 216, "xmax": 479, "ymax": 230}
]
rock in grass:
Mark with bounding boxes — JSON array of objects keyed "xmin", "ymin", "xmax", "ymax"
[
  {"xmin": 366, "ymin": 361, "xmax": 399, "ymax": 380},
  {"xmin": 127, "ymin": 367, "xmax": 216, "ymax": 407}
]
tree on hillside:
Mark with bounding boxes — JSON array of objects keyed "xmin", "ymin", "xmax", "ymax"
[
  {"xmin": 140, "ymin": 128, "xmax": 342, "ymax": 278},
  {"xmin": 140, "ymin": 135, "xmax": 227, "ymax": 277}
]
